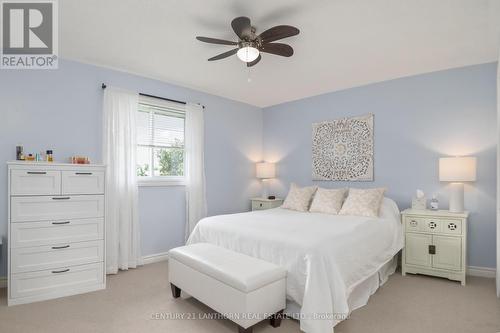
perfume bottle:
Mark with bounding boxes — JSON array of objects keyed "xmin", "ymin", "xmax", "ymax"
[
  {"xmin": 430, "ymin": 195, "xmax": 439, "ymax": 210},
  {"xmin": 16, "ymin": 145, "xmax": 23, "ymax": 160}
]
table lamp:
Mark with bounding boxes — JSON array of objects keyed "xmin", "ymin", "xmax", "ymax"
[
  {"xmin": 256, "ymin": 162, "xmax": 276, "ymax": 198},
  {"xmin": 439, "ymin": 157, "xmax": 476, "ymax": 213}
]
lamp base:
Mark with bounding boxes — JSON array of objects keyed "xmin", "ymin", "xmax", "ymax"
[
  {"xmin": 449, "ymin": 182, "xmax": 464, "ymax": 213},
  {"xmin": 261, "ymin": 179, "xmax": 269, "ymax": 199}
]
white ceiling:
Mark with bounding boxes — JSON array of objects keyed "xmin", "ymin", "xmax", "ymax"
[{"xmin": 60, "ymin": 0, "xmax": 500, "ymax": 107}]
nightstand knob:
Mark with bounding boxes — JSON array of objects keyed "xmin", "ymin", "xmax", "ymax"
[
  {"xmin": 448, "ymin": 223, "xmax": 457, "ymax": 230},
  {"xmin": 259, "ymin": 203, "xmax": 263, "ymax": 207},
  {"xmin": 428, "ymin": 221, "xmax": 437, "ymax": 229}
]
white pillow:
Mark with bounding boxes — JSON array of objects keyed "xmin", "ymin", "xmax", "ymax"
[
  {"xmin": 339, "ymin": 188, "xmax": 386, "ymax": 217},
  {"xmin": 282, "ymin": 183, "xmax": 317, "ymax": 212},
  {"xmin": 309, "ymin": 187, "xmax": 347, "ymax": 214}
]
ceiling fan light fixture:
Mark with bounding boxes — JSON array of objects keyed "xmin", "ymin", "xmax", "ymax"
[{"xmin": 237, "ymin": 46, "xmax": 260, "ymax": 63}]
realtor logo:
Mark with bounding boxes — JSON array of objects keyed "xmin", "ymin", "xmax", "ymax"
[{"xmin": 1, "ymin": 0, "xmax": 58, "ymax": 69}]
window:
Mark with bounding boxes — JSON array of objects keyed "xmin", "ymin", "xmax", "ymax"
[{"xmin": 136, "ymin": 95, "xmax": 185, "ymax": 185}]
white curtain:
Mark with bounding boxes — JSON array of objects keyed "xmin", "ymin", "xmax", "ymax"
[
  {"xmin": 184, "ymin": 103, "xmax": 207, "ymax": 241},
  {"xmin": 103, "ymin": 87, "xmax": 142, "ymax": 274}
]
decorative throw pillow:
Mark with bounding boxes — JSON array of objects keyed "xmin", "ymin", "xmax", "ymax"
[
  {"xmin": 309, "ymin": 187, "xmax": 347, "ymax": 214},
  {"xmin": 339, "ymin": 188, "xmax": 386, "ymax": 217},
  {"xmin": 282, "ymin": 183, "xmax": 317, "ymax": 212}
]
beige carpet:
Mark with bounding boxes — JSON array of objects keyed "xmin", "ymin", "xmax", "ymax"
[{"xmin": 0, "ymin": 262, "xmax": 498, "ymax": 333}]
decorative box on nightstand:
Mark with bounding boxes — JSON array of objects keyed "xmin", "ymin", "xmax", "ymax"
[
  {"xmin": 401, "ymin": 209, "xmax": 468, "ymax": 285},
  {"xmin": 251, "ymin": 198, "xmax": 284, "ymax": 211}
]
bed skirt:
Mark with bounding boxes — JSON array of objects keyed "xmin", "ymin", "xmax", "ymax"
[{"xmin": 284, "ymin": 254, "xmax": 399, "ymax": 327}]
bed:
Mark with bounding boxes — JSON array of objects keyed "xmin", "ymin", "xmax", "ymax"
[{"xmin": 187, "ymin": 197, "xmax": 403, "ymax": 333}]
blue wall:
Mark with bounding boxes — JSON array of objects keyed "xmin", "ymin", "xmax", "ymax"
[
  {"xmin": 0, "ymin": 60, "xmax": 496, "ymax": 276},
  {"xmin": 0, "ymin": 59, "xmax": 263, "ymax": 276},
  {"xmin": 263, "ymin": 63, "xmax": 497, "ymax": 269}
]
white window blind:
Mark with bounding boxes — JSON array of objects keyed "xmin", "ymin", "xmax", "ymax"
[{"xmin": 136, "ymin": 96, "xmax": 185, "ymax": 179}]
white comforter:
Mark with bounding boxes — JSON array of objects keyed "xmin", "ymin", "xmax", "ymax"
[{"xmin": 187, "ymin": 198, "xmax": 403, "ymax": 333}]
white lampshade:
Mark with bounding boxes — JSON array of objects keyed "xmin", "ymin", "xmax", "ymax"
[
  {"xmin": 439, "ymin": 157, "xmax": 477, "ymax": 182},
  {"xmin": 256, "ymin": 162, "xmax": 276, "ymax": 179}
]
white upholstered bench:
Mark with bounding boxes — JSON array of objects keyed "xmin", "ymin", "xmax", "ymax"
[{"xmin": 168, "ymin": 243, "xmax": 287, "ymax": 333}]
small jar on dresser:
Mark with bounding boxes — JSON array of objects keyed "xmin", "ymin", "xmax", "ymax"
[
  {"xmin": 401, "ymin": 209, "xmax": 468, "ymax": 285},
  {"xmin": 251, "ymin": 198, "xmax": 284, "ymax": 211},
  {"xmin": 7, "ymin": 161, "xmax": 106, "ymax": 305}
]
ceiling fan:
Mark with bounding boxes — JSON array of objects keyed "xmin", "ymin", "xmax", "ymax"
[{"xmin": 196, "ymin": 16, "xmax": 299, "ymax": 67}]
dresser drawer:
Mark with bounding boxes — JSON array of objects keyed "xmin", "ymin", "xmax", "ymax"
[
  {"xmin": 62, "ymin": 171, "xmax": 105, "ymax": 195},
  {"xmin": 11, "ymin": 240, "xmax": 104, "ymax": 273},
  {"xmin": 10, "ymin": 170, "xmax": 61, "ymax": 196},
  {"xmin": 11, "ymin": 218, "xmax": 104, "ymax": 248},
  {"xmin": 10, "ymin": 262, "xmax": 104, "ymax": 299},
  {"xmin": 11, "ymin": 195, "xmax": 105, "ymax": 222}
]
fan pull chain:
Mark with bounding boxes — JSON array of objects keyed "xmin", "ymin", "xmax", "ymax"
[{"xmin": 247, "ymin": 65, "xmax": 252, "ymax": 83}]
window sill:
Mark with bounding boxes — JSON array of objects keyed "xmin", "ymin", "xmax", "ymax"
[{"xmin": 137, "ymin": 178, "xmax": 186, "ymax": 187}]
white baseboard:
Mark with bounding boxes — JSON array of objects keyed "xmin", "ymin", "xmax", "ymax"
[
  {"xmin": 142, "ymin": 252, "xmax": 169, "ymax": 265},
  {"xmin": 467, "ymin": 266, "xmax": 496, "ymax": 278}
]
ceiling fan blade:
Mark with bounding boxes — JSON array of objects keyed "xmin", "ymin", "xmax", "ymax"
[
  {"xmin": 208, "ymin": 48, "xmax": 239, "ymax": 61},
  {"xmin": 246, "ymin": 54, "xmax": 261, "ymax": 67},
  {"xmin": 231, "ymin": 16, "xmax": 251, "ymax": 39},
  {"xmin": 196, "ymin": 36, "xmax": 238, "ymax": 45},
  {"xmin": 259, "ymin": 43, "xmax": 294, "ymax": 57},
  {"xmin": 259, "ymin": 25, "xmax": 299, "ymax": 43}
]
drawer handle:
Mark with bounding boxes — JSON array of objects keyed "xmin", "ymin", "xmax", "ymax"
[
  {"xmin": 27, "ymin": 171, "xmax": 46, "ymax": 175},
  {"xmin": 75, "ymin": 172, "xmax": 93, "ymax": 175},
  {"xmin": 51, "ymin": 269, "xmax": 70, "ymax": 274},
  {"xmin": 428, "ymin": 245, "xmax": 436, "ymax": 255},
  {"xmin": 259, "ymin": 203, "xmax": 263, "ymax": 207},
  {"xmin": 428, "ymin": 221, "xmax": 437, "ymax": 229},
  {"xmin": 52, "ymin": 221, "xmax": 70, "ymax": 225},
  {"xmin": 448, "ymin": 223, "xmax": 457, "ymax": 230},
  {"xmin": 410, "ymin": 220, "xmax": 418, "ymax": 226},
  {"xmin": 52, "ymin": 197, "xmax": 70, "ymax": 200},
  {"xmin": 51, "ymin": 245, "xmax": 70, "ymax": 249}
]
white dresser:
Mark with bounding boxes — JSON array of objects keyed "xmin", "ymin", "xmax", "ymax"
[
  {"xmin": 401, "ymin": 209, "xmax": 468, "ymax": 285},
  {"xmin": 7, "ymin": 161, "xmax": 106, "ymax": 305}
]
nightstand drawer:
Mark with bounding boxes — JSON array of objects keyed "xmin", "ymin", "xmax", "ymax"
[
  {"xmin": 252, "ymin": 201, "xmax": 272, "ymax": 210},
  {"xmin": 422, "ymin": 218, "xmax": 443, "ymax": 233},
  {"xmin": 405, "ymin": 216, "xmax": 463, "ymax": 235},
  {"xmin": 405, "ymin": 216, "xmax": 442, "ymax": 233},
  {"xmin": 405, "ymin": 217, "xmax": 425, "ymax": 232},
  {"xmin": 251, "ymin": 198, "xmax": 283, "ymax": 211},
  {"xmin": 439, "ymin": 219, "xmax": 462, "ymax": 235}
]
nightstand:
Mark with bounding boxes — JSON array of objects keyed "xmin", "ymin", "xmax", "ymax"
[
  {"xmin": 251, "ymin": 198, "xmax": 283, "ymax": 211},
  {"xmin": 401, "ymin": 209, "xmax": 468, "ymax": 285}
]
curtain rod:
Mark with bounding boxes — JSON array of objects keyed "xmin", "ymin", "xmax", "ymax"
[{"xmin": 101, "ymin": 83, "xmax": 204, "ymax": 109}]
